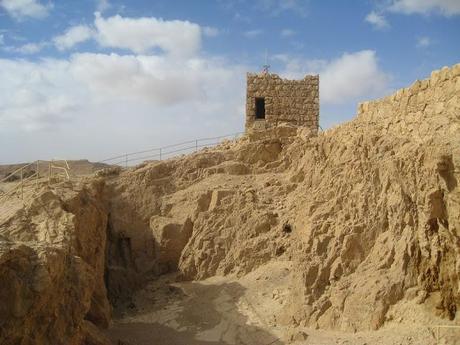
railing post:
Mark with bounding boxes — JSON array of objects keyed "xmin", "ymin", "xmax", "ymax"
[
  {"xmin": 125, "ymin": 154, "xmax": 128, "ymax": 168},
  {"xmin": 48, "ymin": 161, "xmax": 51, "ymax": 186},
  {"xmin": 36, "ymin": 160, "xmax": 39, "ymax": 188},
  {"xmin": 64, "ymin": 160, "xmax": 70, "ymax": 180},
  {"xmin": 20, "ymin": 168, "xmax": 23, "ymax": 200},
  {"xmin": 159, "ymin": 148, "xmax": 162, "ymax": 161},
  {"xmin": 195, "ymin": 139, "xmax": 198, "ymax": 152}
]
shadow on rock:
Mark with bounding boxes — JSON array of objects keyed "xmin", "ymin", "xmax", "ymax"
[{"xmin": 108, "ymin": 280, "xmax": 284, "ymax": 345}]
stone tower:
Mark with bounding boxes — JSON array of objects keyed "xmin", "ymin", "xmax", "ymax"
[{"xmin": 245, "ymin": 72, "xmax": 319, "ymax": 132}]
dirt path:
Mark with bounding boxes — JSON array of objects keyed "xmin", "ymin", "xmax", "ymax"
[
  {"xmin": 107, "ymin": 261, "xmax": 453, "ymax": 345},
  {"xmin": 108, "ymin": 262, "xmax": 289, "ymax": 345}
]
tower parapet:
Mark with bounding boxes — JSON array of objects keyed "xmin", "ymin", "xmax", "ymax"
[{"xmin": 245, "ymin": 73, "xmax": 319, "ymax": 132}]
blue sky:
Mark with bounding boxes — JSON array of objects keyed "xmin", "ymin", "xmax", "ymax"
[{"xmin": 0, "ymin": 0, "xmax": 459, "ymax": 163}]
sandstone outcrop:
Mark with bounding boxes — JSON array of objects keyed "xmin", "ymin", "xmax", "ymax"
[
  {"xmin": 0, "ymin": 182, "xmax": 111, "ymax": 345},
  {"xmin": 104, "ymin": 63, "xmax": 459, "ymax": 332},
  {"xmin": 0, "ymin": 63, "xmax": 458, "ymax": 344}
]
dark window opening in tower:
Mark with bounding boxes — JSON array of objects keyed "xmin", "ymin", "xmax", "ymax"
[{"xmin": 255, "ymin": 97, "xmax": 265, "ymax": 119}]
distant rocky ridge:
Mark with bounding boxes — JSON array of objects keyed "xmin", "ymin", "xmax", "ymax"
[{"xmin": 0, "ymin": 160, "xmax": 111, "ymax": 181}]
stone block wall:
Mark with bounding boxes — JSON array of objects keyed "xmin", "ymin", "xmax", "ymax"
[
  {"xmin": 245, "ymin": 73, "xmax": 319, "ymax": 132},
  {"xmin": 357, "ymin": 64, "xmax": 460, "ymax": 142},
  {"xmin": 357, "ymin": 63, "xmax": 460, "ymax": 321},
  {"xmin": 357, "ymin": 64, "xmax": 460, "ymax": 243}
]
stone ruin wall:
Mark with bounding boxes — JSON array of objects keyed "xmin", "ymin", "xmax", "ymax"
[
  {"xmin": 358, "ymin": 62, "xmax": 460, "ymax": 240},
  {"xmin": 245, "ymin": 73, "xmax": 319, "ymax": 132},
  {"xmin": 357, "ymin": 63, "xmax": 460, "ymax": 199},
  {"xmin": 357, "ymin": 64, "xmax": 460, "ymax": 144}
]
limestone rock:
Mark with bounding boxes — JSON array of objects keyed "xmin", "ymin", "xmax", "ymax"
[
  {"xmin": 0, "ymin": 184, "xmax": 110, "ymax": 345},
  {"xmin": 150, "ymin": 216, "xmax": 193, "ymax": 273},
  {"xmin": 0, "ymin": 63, "xmax": 459, "ymax": 343}
]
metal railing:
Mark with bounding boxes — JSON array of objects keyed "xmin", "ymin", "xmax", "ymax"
[
  {"xmin": 0, "ymin": 161, "xmax": 39, "ymax": 201},
  {"xmin": 99, "ymin": 132, "xmax": 244, "ymax": 167},
  {"xmin": 433, "ymin": 324, "xmax": 460, "ymax": 344},
  {"xmin": 1, "ymin": 132, "xmax": 245, "ymax": 205},
  {"xmin": 0, "ymin": 160, "xmax": 72, "ymax": 222},
  {"xmin": 0, "ymin": 160, "xmax": 71, "ymax": 198},
  {"xmin": 0, "ymin": 132, "xmax": 245, "ymax": 220}
]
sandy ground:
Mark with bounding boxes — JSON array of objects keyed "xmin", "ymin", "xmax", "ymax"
[{"xmin": 107, "ymin": 261, "xmax": 457, "ymax": 345}]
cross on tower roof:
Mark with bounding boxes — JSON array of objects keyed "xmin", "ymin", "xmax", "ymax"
[{"xmin": 262, "ymin": 49, "xmax": 270, "ymax": 74}]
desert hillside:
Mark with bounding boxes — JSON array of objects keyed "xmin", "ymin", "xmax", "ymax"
[
  {"xmin": 0, "ymin": 64, "xmax": 459, "ymax": 345},
  {"xmin": 0, "ymin": 160, "xmax": 111, "ymax": 180}
]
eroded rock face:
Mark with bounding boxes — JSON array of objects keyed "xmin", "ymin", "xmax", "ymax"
[
  {"xmin": 282, "ymin": 64, "xmax": 460, "ymax": 332},
  {"xmin": 0, "ymin": 182, "xmax": 111, "ymax": 345},
  {"xmin": 103, "ymin": 64, "xmax": 459, "ymax": 332},
  {"xmin": 0, "ymin": 64, "xmax": 459, "ymax": 342},
  {"xmin": 151, "ymin": 216, "xmax": 193, "ymax": 273}
]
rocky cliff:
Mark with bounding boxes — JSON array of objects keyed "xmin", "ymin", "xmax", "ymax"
[
  {"xmin": 103, "ymin": 64, "xmax": 459, "ymax": 333},
  {"xmin": 0, "ymin": 181, "xmax": 111, "ymax": 345},
  {"xmin": 0, "ymin": 63, "xmax": 458, "ymax": 344}
]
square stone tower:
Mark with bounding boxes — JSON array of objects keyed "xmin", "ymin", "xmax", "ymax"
[{"xmin": 245, "ymin": 72, "xmax": 319, "ymax": 132}]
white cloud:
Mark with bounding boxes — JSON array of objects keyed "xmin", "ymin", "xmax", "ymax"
[
  {"xmin": 319, "ymin": 51, "xmax": 389, "ymax": 103},
  {"xmin": 280, "ymin": 29, "xmax": 296, "ymax": 37},
  {"xmin": 69, "ymin": 53, "xmax": 206, "ymax": 105},
  {"xmin": 94, "ymin": 12, "xmax": 202, "ymax": 56},
  {"xmin": 0, "ymin": 58, "xmax": 77, "ymax": 131},
  {"xmin": 0, "ymin": 0, "xmax": 51, "ymax": 20},
  {"xmin": 278, "ymin": 50, "xmax": 390, "ymax": 104},
  {"xmin": 0, "ymin": 10, "xmax": 246, "ymax": 137},
  {"xmin": 0, "ymin": 53, "xmax": 247, "ymax": 140},
  {"xmin": 367, "ymin": 0, "xmax": 460, "ymax": 27},
  {"xmin": 0, "ymin": 12, "xmax": 250, "ymax": 162},
  {"xmin": 243, "ymin": 29, "xmax": 263, "ymax": 38},
  {"xmin": 365, "ymin": 11, "xmax": 389, "ymax": 29},
  {"xmin": 16, "ymin": 42, "xmax": 46, "ymax": 54},
  {"xmin": 53, "ymin": 25, "xmax": 94, "ymax": 51},
  {"xmin": 257, "ymin": 0, "xmax": 308, "ymax": 16},
  {"xmin": 388, "ymin": 0, "xmax": 460, "ymax": 16},
  {"xmin": 0, "ymin": 51, "xmax": 246, "ymax": 162},
  {"xmin": 417, "ymin": 36, "xmax": 431, "ymax": 47},
  {"xmin": 233, "ymin": 12, "xmax": 251, "ymax": 23},
  {"xmin": 96, "ymin": 0, "xmax": 110, "ymax": 12},
  {"xmin": 3, "ymin": 41, "xmax": 48, "ymax": 54},
  {"xmin": 203, "ymin": 26, "xmax": 220, "ymax": 37},
  {"xmin": 52, "ymin": 14, "xmax": 207, "ymax": 54}
]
